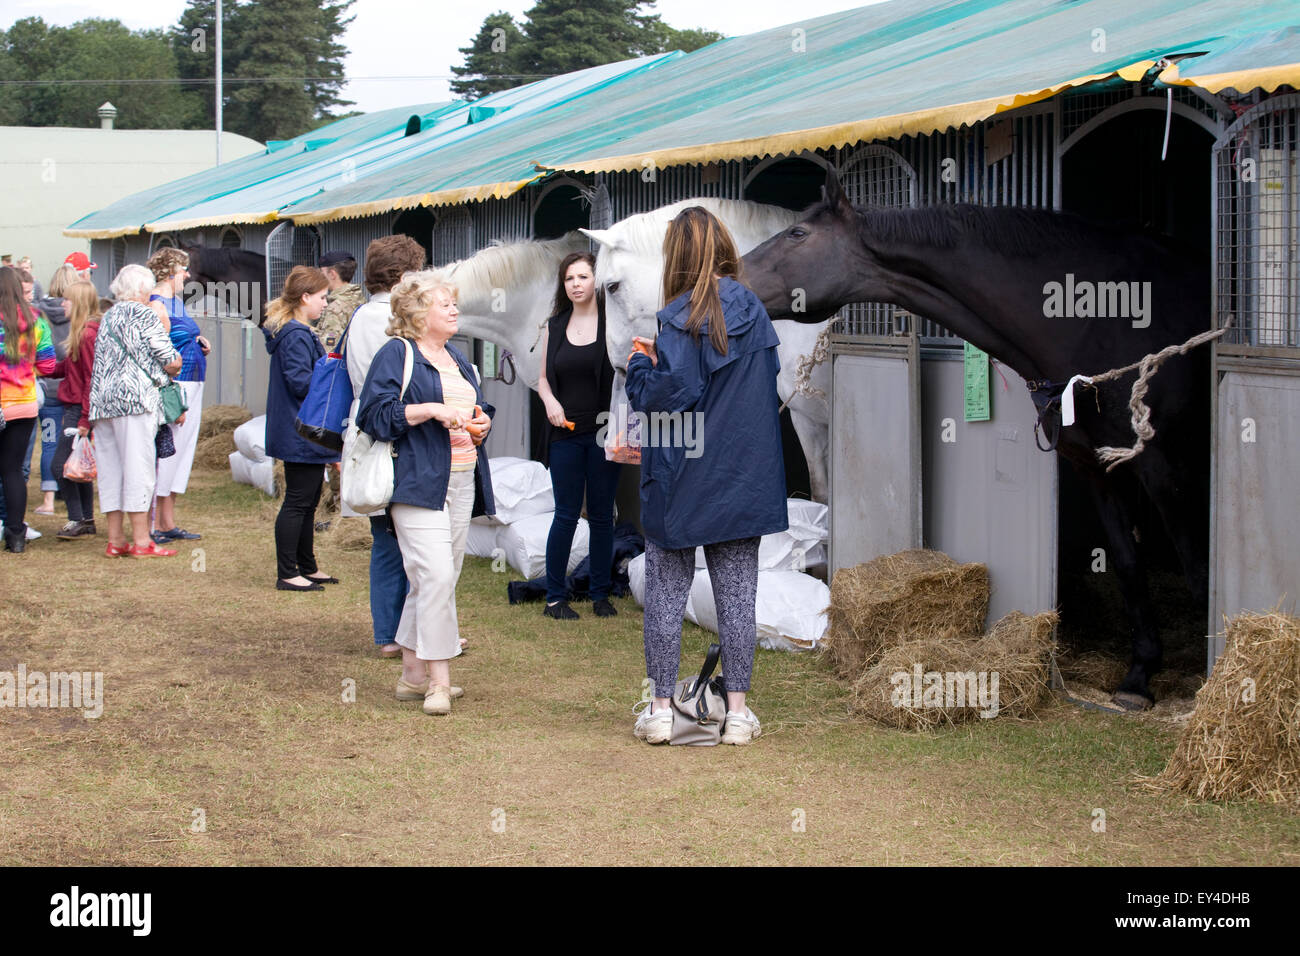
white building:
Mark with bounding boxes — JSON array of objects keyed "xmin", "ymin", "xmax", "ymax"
[{"xmin": 0, "ymin": 115, "xmax": 260, "ymax": 286}]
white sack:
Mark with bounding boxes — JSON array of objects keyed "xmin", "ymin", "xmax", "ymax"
[
  {"xmin": 233, "ymin": 415, "xmax": 268, "ymax": 463},
  {"xmin": 499, "ymin": 511, "xmax": 588, "ymax": 579},
  {"xmin": 229, "ymin": 450, "xmax": 276, "ymax": 497},
  {"xmin": 480, "ymin": 456, "xmax": 554, "ymax": 526}
]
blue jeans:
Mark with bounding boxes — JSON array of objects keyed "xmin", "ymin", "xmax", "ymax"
[
  {"xmin": 545, "ymin": 431, "xmax": 622, "ymax": 603},
  {"xmin": 369, "ymin": 515, "xmax": 410, "ymax": 645},
  {"xmin": 38, "ymin": 396, "xmax": 62, "ymax": 493}
]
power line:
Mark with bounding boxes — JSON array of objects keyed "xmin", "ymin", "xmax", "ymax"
[{"xmin": 0, "ymin": 74, "xmax": 556, "ymax": 87}]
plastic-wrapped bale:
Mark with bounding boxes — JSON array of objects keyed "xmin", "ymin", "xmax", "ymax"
[
  {"xmin": 234, "ymin": 415, "xmax": 269, "ymax": 462},
  {"xmin": 695, "ymin": 499, "xmax": 829, "ymax": 572},
  {"xmin": 825, "ymin": 549, "xmax": 989, "ymax": 681},
  {"xmin": 467, "ymin": 522, "xmax": 503, "ymax": 559},
  {"xmin": 627, "ymin": 552, "xmax": 646, "ymax": 606},
  {"xmin": 851, "ymin": 610, "xmax": 1056, "ymax": 730},
  {"xmin": 499, "ymin": 512, "xmax": 588, "ymax": 579},
  {"xmin": 687, "ymin": 567, "xmax": 829, "ymax": 652},
  {"xmin": 1148, "ymin": 611, "xmax": 1300, "ymax": 806},
  {"xmin": 477, "ymin": 457, "xmax": 554, "ymax": 526},
  {"xmin": 229, "ymin": 451, "xmax": 276, "ymax": 496}
]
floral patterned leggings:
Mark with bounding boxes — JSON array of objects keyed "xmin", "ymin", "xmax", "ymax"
[{"xmin": 642, "ymin": 536, "xmax": 761, "ymax": 699}]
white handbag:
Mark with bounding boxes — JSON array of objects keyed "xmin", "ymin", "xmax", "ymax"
[{"xmin": 341, "ymin": 339, "xmax": 413, "ymax": 514}]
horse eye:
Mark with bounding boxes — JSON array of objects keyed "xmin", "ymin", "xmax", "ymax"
[
  {"xmin": 606, "ymin": 281, "xmax": 620, "ymax": 295},
  {"xmin": 789, "ymin": 227, "xmax": 807, "ymax": 240}
]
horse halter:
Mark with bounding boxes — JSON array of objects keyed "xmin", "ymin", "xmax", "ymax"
[{"xmin": 1025, "ymin": 379, "xmax": 1068, "ymax": 453}]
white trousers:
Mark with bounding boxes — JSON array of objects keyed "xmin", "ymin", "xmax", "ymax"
[
  {"xmin": 390, "ymin": 469, "xmax": 476, "ymax": 661},
  {"xmin": 155, "ymin": 381, "xmax": 204, "ymax": 497},
  {"xmin": 95, "ymin": 412, "xmax": 158, "ymax": 514}
]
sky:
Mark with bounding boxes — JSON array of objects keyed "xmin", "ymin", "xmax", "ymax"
[{"xmin": 1, "ymin": 0, "xmax": 884, "ymax": 114}]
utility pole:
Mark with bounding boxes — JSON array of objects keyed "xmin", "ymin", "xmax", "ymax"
[{"xmin": 216, "ymin": 0, "xmax": 223, "ymax": 165}]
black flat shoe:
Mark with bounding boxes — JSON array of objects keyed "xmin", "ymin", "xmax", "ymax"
[
  {"xmin": 3, "ymin": 527, "xmax": 26, "ymax": 553},
  {"xmin": 592, "ymin": 598, "xmax": 618, "ymax": 617},
  {"xmin": 543, "ymin": 600, "xmax": 580, "ymax": 620},
  {"xmin": 306, "ymin": 574, "xmax": 340, "ymax": 584},
  {"xmin": 277, "ymin": 579, "xmax": 324, "ymax": 591}
]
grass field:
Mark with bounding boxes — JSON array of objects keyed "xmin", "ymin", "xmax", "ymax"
[{"xmin": 1, "ymin": 463, "xmax": 1297, "ymax": 866}]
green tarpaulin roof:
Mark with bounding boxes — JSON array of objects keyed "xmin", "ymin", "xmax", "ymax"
[{"xmin": 68, "ymin": 0, "xmax": 1300, "ymax": 235}]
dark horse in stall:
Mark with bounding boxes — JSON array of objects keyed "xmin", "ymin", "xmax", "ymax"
[
  {"xmin": 742, "ymin": 171, "xmax": 1211, "ymax": 709},
  {"xmin": 182, "ymin": 245, "xmax": 270, "ymax": 323}
]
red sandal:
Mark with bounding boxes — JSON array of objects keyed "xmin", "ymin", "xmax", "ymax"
[
  {"xmin": 128, "ymin": 541, "xmax": 178, "ymax": 558},
  {"xmin": 105, "ymin": 541, "xmax": 131, "ymax": 557}
]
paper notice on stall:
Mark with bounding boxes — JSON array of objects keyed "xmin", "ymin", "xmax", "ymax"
[{"xmin": 964, "ymin": 342, "xmax": 990, "ymax": 422}]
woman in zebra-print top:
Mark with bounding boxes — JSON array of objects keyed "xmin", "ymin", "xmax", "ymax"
[{"xmin": 88, "ymin": 264, "xmax": 182, "ymax": 558}]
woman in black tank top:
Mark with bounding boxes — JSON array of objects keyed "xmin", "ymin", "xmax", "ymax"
[{"xmin": 536, "ymin": 252, "xmax": 622, "ymax": 620}]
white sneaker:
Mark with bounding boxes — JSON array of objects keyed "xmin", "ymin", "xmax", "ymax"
[
  {"xmin": 632, "ymin": 702, "xmax": 673, "ymax": 744},
  {"xmin": 721, "ymin": 707, "xmax": 761, "ymax": 745},
  {"xmin": 25, "ymin": 526, "xmax": 41, "ymax": 541}
]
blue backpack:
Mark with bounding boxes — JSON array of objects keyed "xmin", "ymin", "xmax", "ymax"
[{"xmin": 294, "ymin": 308, "xmax": 359, "ymax": 452}]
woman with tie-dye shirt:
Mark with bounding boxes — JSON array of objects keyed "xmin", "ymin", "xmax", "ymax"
[{"xmin": 0, "ymin": 265, "xmax": 57, "ymax": 553}]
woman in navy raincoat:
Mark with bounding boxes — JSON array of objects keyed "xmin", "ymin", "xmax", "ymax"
[{"xmin": 625, "ymin": 206, "xmax": 787, "ymax": 747}]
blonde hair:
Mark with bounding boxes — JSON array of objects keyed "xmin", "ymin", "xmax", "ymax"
[
  {"xmin": 47, "ymin": 263, "xmax": 79, "ymax": 297},
  {"xmin": 265, "ymin": 265, "xmax": 328, "ymax": 334},
  {"xmin": 661, "ymin": 206, "xmax": 743, "ymax": 356},
  {"xmin": 387, "ymin": 271, "xmax": 457, "ymax": 340},
  {"xmin": 64, "ymin": 281, "xmax": 101, "ymax": 363},
  {"xmin": 147, "ymin": 247, "xmax": 190, "ymax": 283}
]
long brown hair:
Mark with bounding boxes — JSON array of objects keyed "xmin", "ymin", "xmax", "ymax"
[
  {"xmin": 0, "ymin": 265, "xmax": 39, "ymax": 364},
  {"xmin": 661, "ymin": 206, "xmax": 742, "ymax": 356},
  {"xmin": 64, "ymin": 281, "xmax": 102, "ymax": 363},
  {"xmin": 551, "ymin": 251, "xmax": 599, "ymax": 318},
  {"xmin": 264, "ymin": 265, "xmax": 328, "ymax": 334}
]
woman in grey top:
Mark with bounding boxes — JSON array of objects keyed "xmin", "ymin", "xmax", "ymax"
[{"xmin": 88, "ymin": 264, "xmax": 183, "ymax": 558}]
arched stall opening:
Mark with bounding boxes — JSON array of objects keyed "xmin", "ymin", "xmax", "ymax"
[{"xmin": 1056, "ymin": 99, "xmax": 1221, "ymax": 694}]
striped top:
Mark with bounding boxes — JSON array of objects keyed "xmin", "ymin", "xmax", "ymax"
[
  {"xmin": 0, "ymin": 312, "xmax": 57, "ymax": 421},
  {"xmin": 436, "ymin": 363, "xmax": 478, "ymax": 472}
]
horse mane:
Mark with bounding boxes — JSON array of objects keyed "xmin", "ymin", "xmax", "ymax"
[
  {"xmin": 185, "ymin": 245, "xmax": 265, "ymax": 272},
  {"xmin": 845, "ymin": 203, "xmax": 1188, "ymax": 261},
  {"xmin": 603, "ymin": 197, "xmax": 799, "ymax": 257},
  {"xmin": 441, "ymin": 232, "xmax": 588, "ymax": 294}
]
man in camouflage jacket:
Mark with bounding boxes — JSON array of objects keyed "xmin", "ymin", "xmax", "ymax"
[{"xmin": 316, "ymin": 250, "xmax": 365, "ymax": 351}]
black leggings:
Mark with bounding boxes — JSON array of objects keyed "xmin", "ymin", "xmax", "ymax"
[
  {"xmin": 51, "ymin": 405, "xmax": 94, "ymax": 523},
  {"xmin": 0, "ymin": 416, "xmax": 37, "ymax": 535},
  {"xmin": 275, "ymin": 461, "xmax": 323, "ymax": 579}
]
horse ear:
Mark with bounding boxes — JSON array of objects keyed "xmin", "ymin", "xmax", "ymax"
[
  {"xmin": 580, "ymin": 228, "xmax": 615, "ymax": 250},
  {"xmin": 823, "ymin": 169, "xmax": 852, "ymax": 217}
]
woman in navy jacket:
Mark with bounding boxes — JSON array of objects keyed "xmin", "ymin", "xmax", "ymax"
[
  {"xmin": 625, "ymin": 206, "xmax": 787, "ymax": 747},
  {"xmin": 263, "ymin": 266, "xmax": 339, "ymax": 591},
  {"xmin": 356, "ymin": 273, "xmax": 495, "ymax": 716}
]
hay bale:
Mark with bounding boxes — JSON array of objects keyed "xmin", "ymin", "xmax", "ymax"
[
  {"xmin": 1057, "ymin": 649, "xmax": 1129, "ymax": 690},
  {"xmin": 825, "ymin": 550, "xmax": 989, "ymax": 680},
  {"xmin": 851, "ymin": 610, "xmax": 1057, "ymax": 731},
  {"xmin": 193, "ymin": 432, "xmax": 237, "ymax": 470},
  {"xmin": 1147, "ymin": 611, "xmax": 1300, "ymax": 805},
  {"xmin": 198, "ymin": 404, "xmax": 252, "ymax": 441},
  {"xmin": 319, "ymin": 515, "xmax": 373, "ymax": 553},
  {"xmin": 191, "ymin": 405, "xmax": 252, "ymax": 471}
]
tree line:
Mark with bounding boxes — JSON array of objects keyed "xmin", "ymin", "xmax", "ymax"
[{"xmin": 0, "ymin": 1, "xmax": 720, "ymax": 142}]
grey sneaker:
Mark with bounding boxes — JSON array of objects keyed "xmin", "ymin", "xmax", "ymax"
[
  {"xmin": 721, "ymin": 707, "xmax": 761, "ymax": 745},
  {"xmin": 632, "ymin": 702, "xmax": 673, "ymax": 744}
]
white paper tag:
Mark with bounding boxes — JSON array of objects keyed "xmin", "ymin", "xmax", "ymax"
[{"xmin": 1060, "ymin": 374, "xmax": 1094, "ymax": 427}]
